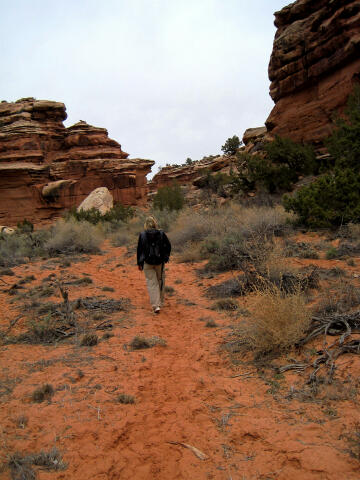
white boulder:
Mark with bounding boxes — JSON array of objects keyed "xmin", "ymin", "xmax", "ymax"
[{"xmin": 77, "ymin": 187, "xmax": 113, "ymax": 215}]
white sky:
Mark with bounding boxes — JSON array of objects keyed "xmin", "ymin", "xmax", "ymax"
[{"xmin": 0, "ymin": 0, "xmax": 290, "ymax": 175}]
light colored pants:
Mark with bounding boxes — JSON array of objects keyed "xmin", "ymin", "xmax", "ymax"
[{"xmin": 143, "ymin": 262, "xmax": 165, "ymax": 309}]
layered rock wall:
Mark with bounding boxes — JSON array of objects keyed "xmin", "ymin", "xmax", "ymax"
[
  {"xmin": 0, "ymin": 98, "xmax": 154, "ymax": 224},
  {"xmin": 148, "ymin": 156, "xmax": 232, "ymax": 193},
  {"xmin": 266, "ymin": 0, "xmax": 360, "ymax": 145}
]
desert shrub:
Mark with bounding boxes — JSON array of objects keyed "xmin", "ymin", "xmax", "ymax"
[
  {"xmin": 17, "ymin": 219, "xmax": 34, "ymax": 233},
  {"xmin": 326, "ymin": 246, "xmax": 340, "ymax": 259},
  {"xmin": 171, "ymin": 204, "xmax": 292, "ymax": 270},
  {"xmin": 326, "ymin": 84, "xmax": 360, "ymax": 170},
  {"xmin": 31, "ymin": 384, "xmax": 54, "ymax": 403},
  {"xmin": 23, "ymin": 316, "xmax": 58, "ymax": 344},
  {"xmin": 284, "ymin": 86, "xmax": 360, "ymax": 227},
  {"xmin": 66, "ymin": 203, "xmax": 134, "ymax": 225},
  {"xmin": 110, "ymin": 230, "xmax": 132, "ymax": 247},
  {"xmin": 284, "ymin": 241, "xmax": 319, "ymax": 259},
  {"xmin": 232, "ymin": 137, "xmax": 316, "ymax": 194},
  {"xmin": 283, "ymin": 168, "xmax": 360, "ymax": 228},
  {"xmin": 0, "ymin": 230, "xmax": 49, "ymax": 267},
  {"xmin": 206, "ymin": 277, "xmax": 245, "ymax": 298},
  {"xmin": 169, "ymin": 209, "xmax": 213, "ymax": 250},
  {"xmin": 221, "ymin": 135, "xmax": 241, "ymax": 155},
  {"xmin": 314, "ymin": 281, "xmax": 360, "ymax": 315},
  {"xmin": 153, "ymin": 183, "xmax": 185, "ymax": 211},
  {"xmin": 237, "ymin": 286, "xmax": 311, "ymax": 357},
  {"xmin": 195, "ymin": 170, "xmax": 232, "ymax": 196},
  {"xmin": 45, "ymin": 219, "xmax": 102, "ymax": 255}
]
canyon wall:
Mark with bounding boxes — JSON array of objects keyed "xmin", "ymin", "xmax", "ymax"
[
  {"xmin": 266, "ymin": 0, "xmax": 360, "ymax": 145},
  {"xmin": 0, "ymin": 98, "xmax": 154, "ymax": 225}
]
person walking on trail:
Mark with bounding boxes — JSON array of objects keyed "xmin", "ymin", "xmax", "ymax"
[{"xmin": 137, "ymin": 216, "xmax": 171, "ymax": 314}]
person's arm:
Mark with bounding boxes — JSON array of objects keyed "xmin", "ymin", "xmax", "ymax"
[
  {"xmin": 137, "ymin": 232, "xmax": 145, "ymax": 270},
  {"xmin": 162, "ymin": 232, "xmax": 171, "ymax": 263}
]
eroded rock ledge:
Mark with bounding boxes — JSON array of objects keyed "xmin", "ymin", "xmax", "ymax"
[
  {"xmin": 0, "ymin": 98, "xmax": 154, "ymax": 224},
  {"xmin": 266, "ymin": 0, "xmax": 360, "ymax": 144}
]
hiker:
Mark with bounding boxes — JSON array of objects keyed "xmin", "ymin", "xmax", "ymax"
[{"xmin": 137, "ymin": 216, "xmax": 171, "ymax": 313}]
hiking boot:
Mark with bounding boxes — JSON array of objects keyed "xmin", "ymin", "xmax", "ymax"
[{"xmin": 154, "ymin": 306, "xmax": 161, "ymax": 314}]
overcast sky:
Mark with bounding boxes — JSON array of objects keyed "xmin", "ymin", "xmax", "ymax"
[{"xmin": 1, "ymin": 0, "xmax": 290, "ymax": 175}]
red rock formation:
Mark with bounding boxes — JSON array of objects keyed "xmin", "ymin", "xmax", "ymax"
[
  {"xmin": 0, "ymin": 98, "xmax": 154, "ymax": 224},
  {"xmin": 148, "ymin": 155, "xmax": 232, "ymax": 193},
  {"xmin": 266, "ymin": 0, "xmax": 360, "ymax": 145}
]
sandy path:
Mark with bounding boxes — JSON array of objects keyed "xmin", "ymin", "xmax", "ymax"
[{"xmin": 0, "ymin": 246, "xmax": 359, "ymax": 479}]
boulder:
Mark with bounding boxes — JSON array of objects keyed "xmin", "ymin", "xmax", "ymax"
[
  {"xmin": 77, "ymin": 187, "xmax": 113, "ymax": 215},
  {"xmin": 0, "ymin": 226, "xmax": 15, "ymax": 235}
]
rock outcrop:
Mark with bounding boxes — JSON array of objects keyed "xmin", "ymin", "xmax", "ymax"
[
  {"xmin": 0, "ymin": 98, "xmax": 154, "ymax": 224},
  {"xmin": 266, "ymin": 0, "xmax": 360, "ymax": 145},
  {"xmin": 148, "ymin": 156, "xmax": 233, "ymax": 193}
]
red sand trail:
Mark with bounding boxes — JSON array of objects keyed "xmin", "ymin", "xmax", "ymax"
[{"xmin": 0, "ymin": 245, "xmax": 359, "ymax": 479}]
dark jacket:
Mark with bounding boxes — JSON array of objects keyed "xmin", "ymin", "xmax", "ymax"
[{"xmin": 137, "ymin": 228, "xmax": 171, "ymax": 267}]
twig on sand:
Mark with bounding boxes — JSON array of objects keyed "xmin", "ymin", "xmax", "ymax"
[
  {"xmin": 168, "ymin": 442, "xmax": 209, "ymax": 460},
  {"xmin": 228, "ymin": 372, "xmax": 255, "ymax": 378}
]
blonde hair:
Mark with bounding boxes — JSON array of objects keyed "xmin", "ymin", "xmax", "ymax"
[{"xmin": 144, "ymin": 216, "xmax": 158, "ymax": 230}]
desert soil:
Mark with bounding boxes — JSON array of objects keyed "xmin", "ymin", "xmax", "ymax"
[{"xmin": 0, "ymin": 241, "xmax": 359, "ymax": 479}]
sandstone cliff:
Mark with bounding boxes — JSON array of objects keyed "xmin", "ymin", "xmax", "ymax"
[
  {"xmin": 266, "ymin": 0, "xmax": 360, "ymax": 145},
  {"xmin": 0, "ymin": 98, "xmax": 154, "ymax": 224}
]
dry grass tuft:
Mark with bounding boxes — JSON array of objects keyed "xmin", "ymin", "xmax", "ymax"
[
  {"xmin": 117, "ymin": 393, "xmax": 136, "ymax": 404},
  {"xmin": 80, "ymin": 334, "xmax": 98, "ymax": 347},
  {"xmin": 129, "ymin": 335, "xmax": 167, "ymax": 350},
  {"xmin": 237, "ymin": 286, "xmax": 311, "ymax": 357},
  {"xmin": 31, "ymin": 384, "xmax": 54, "ymax": 403}
]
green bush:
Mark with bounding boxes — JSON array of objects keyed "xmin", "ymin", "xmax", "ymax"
[
  {"xmin": 17, "ymin": 219, "xmax": 34, "ymax": 233},
  {"xmin": 326, "ymin": 84, "xmax": 360, "ymax": 170},
  {"xmin": 221, "ymin": 135, "xmax": 241, "ymax": 155},
  {"xmin": 66, "ymin": 203, "xmax": 134, "ymax": 225},
  {"xmin": 283, "ymin": 86, "xmax": 360, "ymax": 228},
  {"xmin": 283, "ymin": 168, "xmax": 360, "ymax": 228},
  {"xmin": 153, "ymin": 183, "xmax": 184, "ymax": 211}
]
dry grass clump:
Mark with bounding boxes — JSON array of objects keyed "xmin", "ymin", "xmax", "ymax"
[
  {"xmin": 129, "ymin": 335, "xmax": 167, "ymax": 350},
  {"xmin": 80, "ymin": 333, "xmax": 98, "ymax": 347},
  {"xmin": 8, "ymin": 447, "xmax": 66, "ymax": 480},
  {"xmin": 117, "ymin": 393, "xmax": 135, "ymax": 404},
  {"xmin": 237, "ymin": 286, "xmax": 311, "ymax": 357},
  {"xmin": 45, "ymin": 219, "xmax": 102, "ymax": 255},
  {"xmin": 31, "ymin": 384, "xmax": 54, "ymax": 403}
]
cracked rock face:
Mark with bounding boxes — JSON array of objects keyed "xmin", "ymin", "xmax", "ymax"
[
  {"xmin": 0, "ymin": 98, "xmax": 154, "ymax": 224},
  {"xmin": 266, "ymin": 0, "xmax": 360, "ymax": 145}
]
